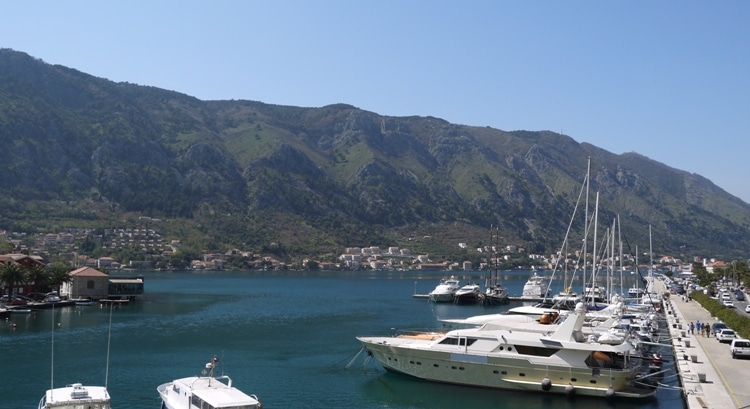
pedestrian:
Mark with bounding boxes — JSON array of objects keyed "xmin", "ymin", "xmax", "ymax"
[
  {"xmin": 696, "ymin": 320, "xmax": 701, "ymax": 335},
  {"xmin": 689, "ymin": 322, "xmax": 695, "ymax": 335}
]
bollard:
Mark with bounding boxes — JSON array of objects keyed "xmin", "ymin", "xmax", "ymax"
[
  {"xmin": 691, "ymin": 354, "xmax": 697, "ymax": 363},
  {"xmin": 698, "ymin": 372, "xmax": 706, "ymax": 382},
  {"xmin": 681, "ymin": 330, "xmax": 686, "ymax": 337},
  {"xmin": 685, "ymin": 339, "xmax": 691, "ymax": 347}
]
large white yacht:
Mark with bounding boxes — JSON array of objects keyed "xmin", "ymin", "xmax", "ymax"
[
  {"xmin": 38, "ymin": 383, "xmax": 111, "ymax": 409},
  {"xmin": 521, "ymin": 272, "xmax": 549, "ymax": 299},
  {"xmin": 157, "ymin": 357, "xmax": 262, "ymax": 409},
  {"xmin": 357, "ymin": 302, "xmax": 656, "ymax": 399},
  {"xmin": 427, "ymin": 276, "xmax": 460, "ymax": 303},
  {"xmin": 453, "ymin": 283, "xmax": 483, "ymax": 304}
]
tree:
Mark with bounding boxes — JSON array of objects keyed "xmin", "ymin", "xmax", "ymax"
[
  {"xmin": 0, "ymin": 262, "xmax": 26, "ymax": 296},
  {"xmin": 47, "ymin": 264, "xmax": 72, "ymax": 295},
  {"xmin": 692, "ymin": 262, "xmax": 712, "ymax": 287},
  {"xmin": 26, "ymin": 265, "xmax": 49, "ymax": 294}
]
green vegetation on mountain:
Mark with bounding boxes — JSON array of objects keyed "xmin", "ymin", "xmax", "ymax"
[{"xmin": 2, "ymin": 48, "xmax": 750, "ymax": 262}]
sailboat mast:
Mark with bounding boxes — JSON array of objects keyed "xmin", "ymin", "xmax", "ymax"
[
  {"xmin": 50, "ymin": 303, "xmax": 55, "ymax": 401},
  {"xmin": 105, "ymin": 302, "xmax": 113, "ymax": 388},
  {"xmin": 649, "ymin": 224, "xmax": 653, "ymax": 295},
  {"xmin": 486, "ymin": 224, "xmax": 493, "ymax": 289},
  {"xmin": 583, "ymin": 157, "xmax": 590, "ymax": 298},
  {"xmin": 611, "ymin": 218, "xmax": 616, "ymax": 300},
  {"xmin": 618, "ymin": 214, "xmax": 623, "ymax": 298},
  {"xmin": 494, "ymin": 226, "xmax": 500, "ymax": 286},
  {"xmin": 591, "ymin": 192, "xmax": 599, "ymax": 303}
]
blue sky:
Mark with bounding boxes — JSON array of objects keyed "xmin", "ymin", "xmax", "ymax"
[{"xmin": 3, "ymin": 1, "xmax": 749, "ymax": 203}]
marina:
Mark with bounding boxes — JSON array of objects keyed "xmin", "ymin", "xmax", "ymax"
[{"xmin": 1, "ymin": 269, "xmax": 697, "ymax": 408}]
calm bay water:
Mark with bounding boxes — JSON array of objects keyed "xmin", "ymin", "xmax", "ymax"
[{"xmin": 1, "ymin": 270, "xmax": 685, "ymax": 409}]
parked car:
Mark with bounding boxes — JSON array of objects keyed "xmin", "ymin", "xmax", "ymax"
[
  {"xmin": 717, "ymin": 328, "xmax": 737, "ymax": 343},
  {"xmin": 712, "ymin": 322, "xmax": 728, "ymax": 335},
  {"xmin": 43, "ymin": 292, "xmax": 61, "ymax": 302},
  {"xmin": 730, "ymin": 339, "xmax": 750, "ymax": 359},
  {"xmin": 0, "ymin": 295, "xmax": 28, "ymax": 305},
  {"xmin": 26, "ymin": 292, "xmax": 48, "ymax": 301}
]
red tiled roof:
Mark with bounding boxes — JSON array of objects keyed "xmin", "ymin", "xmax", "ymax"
[{"xmin": 69, "ymin": 266, "xmax": 109, "ymax": 277}]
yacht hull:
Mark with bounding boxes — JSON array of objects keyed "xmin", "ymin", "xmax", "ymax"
[{"xmin": 359, "ymin": 338, "xmax": 654, "ymax": 398}]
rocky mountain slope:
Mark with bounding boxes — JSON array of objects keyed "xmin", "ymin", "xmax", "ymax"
[{"xmin": 2, "ymin": 48, "xmax": 749, "ymax": 260}]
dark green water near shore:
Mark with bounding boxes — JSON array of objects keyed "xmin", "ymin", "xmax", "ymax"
[{"xmin": 1, "ymin": 270, "xmax": 685, "ymax": 408}]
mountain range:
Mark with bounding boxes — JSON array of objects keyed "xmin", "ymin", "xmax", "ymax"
[{"xmin": 1, "ymin": 48, "xmax": 749, "ymax": 262}]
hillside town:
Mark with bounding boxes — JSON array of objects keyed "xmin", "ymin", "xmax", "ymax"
[{"xmin": 0, "ymin": 225, "xmax": 738, "ymax": 275}]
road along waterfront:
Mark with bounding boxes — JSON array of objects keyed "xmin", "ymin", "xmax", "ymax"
[{"xmin": 658, "ymin": 278, "xmax": 750, "ymax": 408}]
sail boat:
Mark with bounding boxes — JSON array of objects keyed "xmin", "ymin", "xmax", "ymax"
[
  {"xmin": 38, "ymin": 304, "xmax": 113, "ymax": 409},
  {"xmin": 549, "ymin": 158, "xmax": 592, "ymax": 308},
  {"xmin": 483, "ymin": 225, "xmax": 509, "ymax": 305}
]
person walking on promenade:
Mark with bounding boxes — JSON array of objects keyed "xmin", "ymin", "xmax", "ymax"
[
  {"xmin": 689, "ymin": 321, "xmax": 695, "ymax": 335},
  {"xmin": 696, "ymin": 320, "xmax": 702, "ymax": 335}
]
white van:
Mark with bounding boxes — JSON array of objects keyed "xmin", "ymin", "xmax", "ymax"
[{"xmin": 730, "ymin": 339, "xmax": 750, "ymax": 359}]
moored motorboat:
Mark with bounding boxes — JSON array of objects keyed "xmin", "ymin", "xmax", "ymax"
[
  {"xmin": 427, "ymin": 276, "xmax": 460, "ymax": 303},
  {"xmin": 357, "ymin": 302, "xmax": 656, "ymax": 399},
  {"xmin": 454, "ymin": 283, "xmax": 483, "ymax": 304},
  {"xmin": 38, "ymin": 383, "xmax": 110, "ymax": 409},
  {"xmin": 521, "ymin": 272, "xmax": 550, "ymax": 299},
  {"xmin": 39, "ymin": 303, "xmax": 114, "ymax": 409},
  {"xmin": 628, "ymin": 286, "xmax": 646, "ymax": 299},
  {"xmin": 157, "ymin": 356, "xmax": 262, "ymax": 409}
]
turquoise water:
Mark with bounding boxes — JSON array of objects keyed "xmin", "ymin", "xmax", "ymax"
[{"xmin": 0, "ymin": 270, "xmax": 684, "ymax": 409}]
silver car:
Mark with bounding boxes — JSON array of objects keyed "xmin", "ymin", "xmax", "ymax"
[
  {"xmin": 731, "ymin": 339, "xmax": 750, "ymax": 359},
  {"xmin": 717, "ymin": 328, "xmax": 737, "ymax": 343}
]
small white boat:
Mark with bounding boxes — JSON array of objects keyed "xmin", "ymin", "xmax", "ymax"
[
  {"xmin": 627, "ymin": 286, "xmax": 646, "ymax": 298},
  {"xmin": 427, "ymin": 276, "xmax": 460, "ymax": 303},
  {"xmin": 38, "ymin": 383, "xmax": 111, "ymax": 409},
  {"xmin": 158, "ymin": 357, "xmax": 262, "ymax": 409}
]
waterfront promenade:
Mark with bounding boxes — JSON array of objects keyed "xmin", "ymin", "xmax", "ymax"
[{"xmin": 658, "ymin": 279, "xmax": 750, "ymax": 409}]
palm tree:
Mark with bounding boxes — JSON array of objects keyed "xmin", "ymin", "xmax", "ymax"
[
  {"xmin": 47, "ymin": 265, "xmax": 72, "ymax": 296},
  {"xmin": 0, "ymin": 262, "xmax": 27, "ymax": 297},
  {"xmin": 26, "ymin": 265, "xmax": 50, "ymax": 294}
]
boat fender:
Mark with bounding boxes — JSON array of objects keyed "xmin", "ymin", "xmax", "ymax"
[
  {"xmin": 541, "ymin": 377, "xmax": 552, "ymax": 391},
  {"xmin": 565, "ymin": 383, "xmax": 575, "ymax": 397},
  {"xmin": 606, "ymin": 386, "xmax": 615, "ymax": 399}
]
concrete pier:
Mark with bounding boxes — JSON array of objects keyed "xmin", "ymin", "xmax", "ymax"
[{"xmin": 657, "ymin": 279, "xmax": 749, "ymax": 408}]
